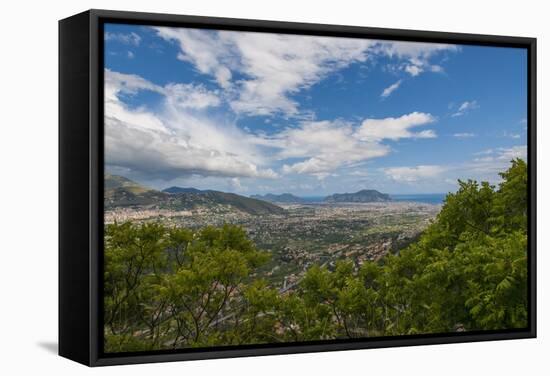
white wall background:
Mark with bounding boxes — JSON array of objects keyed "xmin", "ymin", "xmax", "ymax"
[{"xmin": 0, "ymin": 0, "xmax": 547, "ymax": 373}]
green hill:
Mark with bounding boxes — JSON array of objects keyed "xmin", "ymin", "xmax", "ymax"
[
  {"xmin": 105, "ymin": 174, "xmax": 152, "ymax": 193},
  {"xmin": 205, "ymin": 191, "xmax": 285, "ymax": 215},
  {"xmin": 104, "ymin": 175, "xmax": 166, "ymax": 209},
  {"xmin": 251, "ymin": 193, "xmax": 306, "ymax": 204},
  {"xmin": 104, "ymin": 175, "xmax": 284, "ymax": 215}
]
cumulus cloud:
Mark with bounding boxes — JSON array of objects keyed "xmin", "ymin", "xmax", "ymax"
[
  {"xmin": 278, "ymin": 120, "xmax": 389, "ymax": 178},
  {"xmin": 105, "ymin": 70, "xmax": 438, "ymax": 182},
  {"xmin": 105, "ymin": 31, "xmax": 142, "ymax": 46},
  {"xmin": 384, "ymin": 165, "xmax": 446, "ymax": 182},
  {"xmin": 357, "ymin": 112, "xmax": 436, "ymax": 141},
  {"xmin": 104, "ymin": 69, "xmax": 278, "ymax": 181},
  {"xmin": 278, "ymin": 111, "xmax": 437, "ymax": 178},
  {"xmin": 381, "ymin": 80, "xmax": 402, "ymax": 98},
  {"xmin": 154, "ymin": 27, "xmax": 457, "ymax": 117},
  {"xmin": 451, "ymin": 100, "xmax": 479, "ymax": 117}
]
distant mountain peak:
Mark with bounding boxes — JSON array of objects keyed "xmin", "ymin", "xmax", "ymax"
[{"xmin": 324, "ymin": 189, "xmax": 391, "ymax": 203}]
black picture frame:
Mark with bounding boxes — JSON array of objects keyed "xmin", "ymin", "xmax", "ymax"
[{"xmin": 59, "ymin": 9, "xmax": 537, "ymax": 367}]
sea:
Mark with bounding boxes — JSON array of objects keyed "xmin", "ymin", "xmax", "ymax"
[{"xmin": 390, "ymin": 193, "xmax": 447, "ymax": 205}]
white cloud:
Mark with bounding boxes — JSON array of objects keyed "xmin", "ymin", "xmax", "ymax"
[
  {"xmin": 104, "ymin": 69, "xmax": 278, "ymax": 181},
  {"xmin": 228, "ymin": 33, "xmax": 376, "ymax": 116},
  {"xmin": 154, "ymin": 27, "xmax": 377, "ymax": 116},
  {"xmin": 473, "ymin": 145, "xmax": 527, "ymax": 165},
  {"xmin": 405, "ymin": 65, "xmax": 422, "ymax": 76},
  {"xmin": 105, "ymin": 70, "xmax": 221, "ymax": 111},
  {"xmin": 105, "ymin": 31, "xmax": 141, "ymax": 46},
  {"xmin": 104, "ymin": 74, "xmax": 446, "ymax": 187},
  {"xmin": 377, "ymin": 41, "xmax": 458, "ymax": 77},
  {"xmin": 278, "ymin": 112, "xmax": 437, "ymax": 178},
  {"xmin": 104, "ymin": 70, "xmax": 167, "ymax": 134},
  {"xmin": 381, "ymin": 79, "xmax": 402, "ymax": 98},
  {"xmin": 384, "ymin": 165, "xmax": 446, "ymax": 182},
  {"xmin": 453, "ymin": 132, "xmax": 476, "ymax": 138},
  {"xmin": 127, "ymin": 51, "xmax": 135, "ymax": 59},
  {"xmin": 378, "ymin": 144, "xmax": 526, "ymax": 189},
  {"xmin": 377, "ymin": 145, "xmax": 527, "ymax": 190},
  {"xmin": 164, "ymin": 83, "xmax": 220, "ymax": 110},
  {"xmin": 357, "ymin": 112, "xmax": 436, "ymax": 141},
  {"xmin": 154, "ymin": 27, "xmax": 457, "ymax": 117},
  {"xmin": 105, "ymin": 69, "xmax": 164, "ymax": 98},
  {"xmin": 278, "ymin": 120, "xmax": 389, "ymax": 178},
  {"xmin": 495, "ymin": 145, "xmax": 527, "ymax": 161},
  {"xmin": 469, "ymin": 145, "xmax": 527, "ymax": 179},
  {"xmin": 416, "ymin": 129, "xmax": 437, "ymax": 138},
  {"xmin": 153, "ymin": 28, "xmax": 234, "ymax": 88},
  {"xmin": 451, "ymin": 100, "xmax": 479, "ymax": 117},
  {"xmin": 105, "ymin": 29, "xmax": 455, "ymax": 183},
  {"xmin": 228, "ymin": 177, "xmax": 247, "ymax": 192}
]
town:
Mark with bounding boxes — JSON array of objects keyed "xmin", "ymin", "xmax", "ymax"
[{"xmin": 105, "ymin": 200, "xmax": 441, "ymax": 291}]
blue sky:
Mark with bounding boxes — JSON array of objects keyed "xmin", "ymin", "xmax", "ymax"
[{"xmin": 103, "ymin": 23, "xmax": 527, "ymax": 195}]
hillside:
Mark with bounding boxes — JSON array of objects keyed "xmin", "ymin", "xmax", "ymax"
[
  {"xmin": 104, "ymin": 175, "xmax": 284, "ymax": 215},
  {"xmin": 251, "ymin": 193, "xmax": 306, "ymax": 204},
  {"xmin": 203, "ymin": 191, "xmax": 285, "ymax": 215},
  {"xmin": 105, "ymin": 174, "xmax": 152, "ymax": 193},
  {"xmin": 104, "ymin": 174, "xmax": 166, "ymax": 208},
  {"xmin": 324, "ymin": 189, "xmax": 391, "ymax": 203}
]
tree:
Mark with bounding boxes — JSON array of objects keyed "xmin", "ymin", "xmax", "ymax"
[{"xmin": 104, "ymin": 223, "xmax": 271, "ymax": 351}]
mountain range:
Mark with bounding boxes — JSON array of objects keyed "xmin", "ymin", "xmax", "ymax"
[
  {"xmin": 105, "ymin": 175, "xmax": 392, "ymax": 215},
  {"xmin": 250, "ymin": 193, "xmax": 306, "ymax": 204},
  {"xmin": 252, "ymin": 189, "xmax": 391, "ymax": 204},
  {"xmin": 104, "ymin": 175, "xmax": 285, "ymax": 215}
]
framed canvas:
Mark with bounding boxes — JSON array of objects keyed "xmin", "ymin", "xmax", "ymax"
[{"xmin": 59, "ymin": 9, "xmax": 537, "ymax": 366}]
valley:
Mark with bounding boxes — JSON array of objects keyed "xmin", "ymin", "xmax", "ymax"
[{"xmin": 104, "ymin": 175, "xmax": 441, "ymax": 292}]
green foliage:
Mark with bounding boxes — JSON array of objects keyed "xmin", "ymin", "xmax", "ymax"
[
  {"xmin": 104, "ymin": 159, "xmax": 528, "ymax": 352},
  {"xmin": 104, "ymin": 223, "xmax": 272, "ymax": 351}
]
